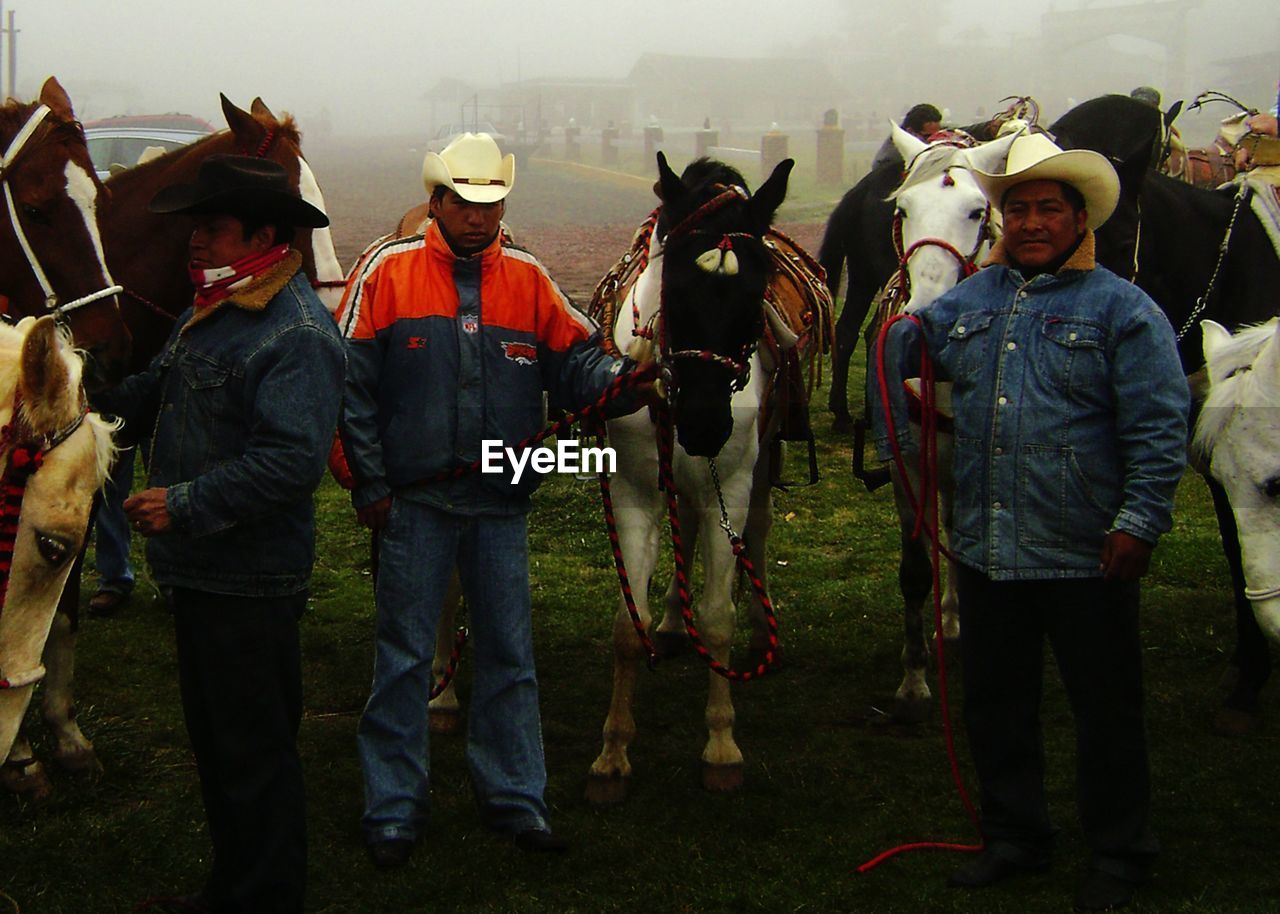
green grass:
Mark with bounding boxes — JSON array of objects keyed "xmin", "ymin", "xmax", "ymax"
[{"xmin": 2, "ymin": 355, "xmax": 1278, "ymax": 914}]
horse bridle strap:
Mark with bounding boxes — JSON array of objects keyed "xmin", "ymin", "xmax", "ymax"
[{"xmin": 0, "ymin": 103, "xmax": 122, "ymax": 316}]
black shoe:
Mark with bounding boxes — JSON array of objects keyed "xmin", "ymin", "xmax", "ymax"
[
  {"xmin": 367, "ymin": 837, "xmax": 414, "ymax": 869},
  {"xmin": 89, "ymin": 589, "xmax": 130, "ymax": 617},
  {"xmin": 513, "ymin": 828, "xmax": 569, "ymax": 853},
  {"xmin": 947, "ymin": 846, "xmax": 1049, "ymax": 888},
  {"xmin": 1074, "ymin": 869, "xmax": 1139, "ymax": 911}
]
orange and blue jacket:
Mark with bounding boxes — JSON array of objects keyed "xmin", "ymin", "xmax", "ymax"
[{"xmin": 336, "ymin": 221, "xmax": 628, "ymax": 514}]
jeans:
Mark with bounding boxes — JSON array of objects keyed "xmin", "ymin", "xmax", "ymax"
[
  {"xmin": 93, "ymin": 446, "xmax": 136, "ymax": 595},
  {"xmin": 357, "ymin": 499, "xmax": 548, "ymax": 844}
]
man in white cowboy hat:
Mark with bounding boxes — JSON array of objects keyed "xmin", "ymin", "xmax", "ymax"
[
  {"xmin": 336, "ymin": 132, "xmax": 647, "ymax": 867},
  {"xmin": 100, "ymin": 154, "xmax": 346, "ymax": 914},
  {"xmin": 872, "ymin": 132, "xmax": 1188, "ymax": 910}
]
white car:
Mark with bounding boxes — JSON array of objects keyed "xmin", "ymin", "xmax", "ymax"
[{"xmin": 83, "ymin": 114, "xmax": 215, "ymax": 180}]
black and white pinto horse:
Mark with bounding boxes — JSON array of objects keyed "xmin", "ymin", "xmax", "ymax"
[
  {"xmin": 1051, "ymin": 94, "xmax": 1280, "ymax": 730},
  {"xmin": 585, "ymin": 154, "xmax": 795, "ymax": 803}
]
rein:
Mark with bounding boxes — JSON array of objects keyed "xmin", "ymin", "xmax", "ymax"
[
  {"xmin": 888, "ymin": 173, "xmax": 991, "ymax": 310},
  {"xmin": 0, "ymin": 388, "xmax": 88, "ymax": 690},
  {"xmin": 0, "ymin": 104, "xmax": 122, "ymax": 317},
  {"xmin": 1174, "ymin": 180, "xmax": 1250, "ymax": 342}
]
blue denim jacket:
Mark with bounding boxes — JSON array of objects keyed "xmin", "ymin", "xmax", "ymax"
[
  {"xmin": 101, "ymin": 268, "xmax": 346, "ymax": 596},
  {"xmin": 871, "ymin": 234, "xmax": 1189, "ymax": 580}
]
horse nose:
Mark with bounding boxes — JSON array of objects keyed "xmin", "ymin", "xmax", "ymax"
[{"xmin": 82, "ymin": 337, "xmax": 132, "ymax": 393}]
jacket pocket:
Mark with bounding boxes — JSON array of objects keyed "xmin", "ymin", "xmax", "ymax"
[
  {"xmin": 1035, "ymin": 318, "xmax": 1106, "ymax": 394},
  {"xmin": 1016, "ymin": 443, "xmax": 1112, "ymax": 548},
  {"xmin": 946, "ymin": 310, "xmax": 996, "ymax": 382}
]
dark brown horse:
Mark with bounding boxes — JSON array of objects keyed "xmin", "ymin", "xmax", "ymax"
[
  {"xmin": 0, "ymin": 77, "xmax": 132, "ymax": 391},
  {"xmin": 0, "ymin": 94, "xmax": 342, "ymax": 799}
]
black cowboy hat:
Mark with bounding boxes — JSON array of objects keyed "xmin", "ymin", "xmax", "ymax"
[{"xmin": 148, "ymin": 154, "xmax": 329, "ymax": 228}]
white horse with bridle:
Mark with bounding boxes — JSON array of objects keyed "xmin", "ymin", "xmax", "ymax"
[
  {"xmin": 0, "ymin": 317, "xmax": 115, "ymax": 765},
  {"xmin": 584, "ymin": 152, "xmax": 830, "ymax": 803},
  {"xmin": 1194, "ymin": 317, "xmax": 1280, "ymax": 641},
  {"xmin": 870, "ymin": 124, "xmax": 1021, "ymax": 721}
]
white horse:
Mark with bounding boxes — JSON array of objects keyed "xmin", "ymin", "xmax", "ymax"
[
  {"xmin": 1194, "ymin": 317, "xmax": 1280, "ymax": 641},
  {"xmin": 584, "ymin": 153, "xmax": 823, "ymax": 803},
  {"xmin": 874, "ymin": 123, "xmax": 1020, "ymax": 720},
  {"xmin": 0, "ymin": 317, "xmax": 115, "ymax": 766}
]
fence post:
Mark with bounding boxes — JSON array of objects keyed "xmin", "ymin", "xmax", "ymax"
[
  {"xmin": 643, "ymin": 124, "xmax": 664, "ymax": 163},
  {"xmin": 695, "ymin": 118, "xmax": 718, "ymax": 159},
  {"xmin": 601, "ymin": 124, "xmax": 619, "ymax": 166},
  {"xmin": 564, "ymin": 123, "xmax": 581, "ymax": 161},
  {"xmin": 761, "ymin": 127, "xmax": 789, "ymax": 180},
  {"xmin": 816, "ymin": 108, "xmax": 845, "ymax": 186}
]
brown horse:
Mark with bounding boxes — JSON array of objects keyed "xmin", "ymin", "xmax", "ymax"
[
  {"xmin": 0, "ymin": 77, "xmax": 132, "ymax": 392},
  {"xmin": 0, "ymin": 94, "xmax": 343, "ymax": 799}
]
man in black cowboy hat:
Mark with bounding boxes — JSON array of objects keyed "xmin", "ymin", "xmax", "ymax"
[{"xmin": 100, "ymin": 154, "xmax": 345, "ymax": 914}]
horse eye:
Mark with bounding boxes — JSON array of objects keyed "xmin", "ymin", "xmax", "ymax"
[
  {"xmin": 21, "ymin": 204, "xmax": 48, "ymax": 225},
  {"xmin": 35, "ymin": 532, "xmax": 71, "ymax": 566},
  {"xmin": 897, "ymin": 208, "xmax": 909, "ymax": 220},
  {"xmin": 969, "ymin": 208, "xmax": 985, "ymax": 221},
  {"xmin": 1265, "ymin": 477, "xmax": 1280, "ymax": 499}
]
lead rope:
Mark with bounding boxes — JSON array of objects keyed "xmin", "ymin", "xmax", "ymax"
[
  {"xmin": 857, "ymin": 312, "xmax": 981, "ymax": 872},
  {"xmin": 1176, "ymin": 180, "xmax": 1249, "ymax": 341}
]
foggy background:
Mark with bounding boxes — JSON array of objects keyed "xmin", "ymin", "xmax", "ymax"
[{"xmin": 11, "ymin": 0, "xmax": 1279, "ymax": 147}]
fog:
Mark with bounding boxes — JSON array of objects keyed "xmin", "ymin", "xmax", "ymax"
[{"xmin": 14, "ymin": 0, "xmax": 1280, "ymax": 146}]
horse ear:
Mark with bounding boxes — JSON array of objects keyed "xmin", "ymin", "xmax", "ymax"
[
  {"xmin": 964, "ymin": 128, "xmax": 1021, "ymax": 176},
  {"xmin": 749, "ymin": 158, "xmax": 793, "ymax": 231},
  {"xmin": 891, "ymin": 121, "xmax": 928, "ymax": 166},
  {"xmin": 250, "ymin": 97, "xmax": 277, "ymax": 121},
  {"xmin": 221, "ymin": 94, "xmax": 265, "ymax": 147},
  {"xmin": 1201, "ymin": 319, "xmax": 1234, "ymax": 382},
  {"xmin": 656, "ymin": 152, "xmax": 684, "ymax": 206},
  {"xmin": 38, "ymin": 77, "xmax": 75, "ymax": 121},
  {"xmin": 1163, "ymin": 100, "xmax": 1183, "ymax": 128},
  {"xmin": 18, "ymin": 317, "xmax": 70, "ymax": 435}
]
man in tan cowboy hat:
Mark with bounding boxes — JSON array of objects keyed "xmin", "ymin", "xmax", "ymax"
[
  {"xmin": 872, "ymin": 133, "xmax": 1188, "ymax": 911},
  {"xmin": 336, "ymin": 132, "xmax": 647, "ymax": 867},
  {"xmin": 100, "ymin": 153, "xmax": 345, "ymax": 914}
]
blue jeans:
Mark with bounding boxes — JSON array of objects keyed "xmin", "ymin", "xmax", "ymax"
[
  {"xmin": 357, "ymin": 499, "xmax": 548, "ymax": 844},
  {"xmin": 93, "ymin": 446, "xmax": 136, "ymax": 595}
]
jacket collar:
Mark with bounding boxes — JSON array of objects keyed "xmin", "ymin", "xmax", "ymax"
[
  {"xmin": 423, "ymin": 220, "xmax": 503, "ymax": 268},
  {"xmin": 182, "ymin": 249, "xmax": 303, "ymax": 331},
  {"xmin": 983, "ymin": 228, "xmax": 1097, "ymax": 275}
]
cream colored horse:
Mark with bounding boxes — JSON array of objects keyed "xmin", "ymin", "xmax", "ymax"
[{"xmin": 0, "ymin": 317, "xmax": 114, "ymax": 767}]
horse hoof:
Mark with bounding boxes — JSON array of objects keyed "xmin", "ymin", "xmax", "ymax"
[
  {"xmin": 54, "ymin": 748, "xmax": 103, "ymax": 776},
  {"xmin": 701, "ymin": 762, "xmax": 744, "ymax": 793},
  {"xmin": 655, "ymin": 631, "xmax": 690, "ymax": 659},
  {"xmin": 0, "ymin": 758, "xmax": 53, "ymax": 802},
  {"xmin": 428, "ymin": 708, "xmax": 463, "ymax": 736},
  {"xmin": 1213, "ymin": 706, "xmax": 1262, "ymax": 737},
  {"xmin": 891, "ymin": 697, "xmax": 933, "ymax": 725},
  {"xmin": 584, "ymin": 772, "xmax": 630, "ymax": 806}
]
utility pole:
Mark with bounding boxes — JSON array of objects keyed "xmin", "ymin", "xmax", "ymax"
[
  {"xmin": 0, "ymin": 0, "xmax": 6, "ymax": 102},
  {"xmin": 6, "ymin": 10, "xmax": 16, "ymax": 102}
]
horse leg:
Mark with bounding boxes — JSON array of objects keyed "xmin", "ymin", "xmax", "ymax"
[
  {"xmin": 891, "ymin": 464, "xmax": 935, "ymax": 724},
  {"xmin": 699, "ymin": 504, "xmax": 746, "ymax": 793},
  {"xmin": 828, "ymin": 305, "xmax": 858, "ymax": 432},
  {"xmin": 654, "ymin": 503, "xmax": 698, "ymax": 658},
  {"xmin": 586, "ymin": 500, "xmax": 661, "ymax": 807},
  {"xmin": 938, "ymin": 431, "xmax": 960, "ymax": 642},
  {"xmin": 1206, "ymin": 476, "xmax": 1270, "ymax": 735},
  {"xmin": 40, "ymin": 607, "xmax": 101, "ymax": 774},
  {"xmin": 742, "ymin": 447, "xmax": 776, "ymax": 669},
  {"xmin": 427, "ymin": 570, "xmax": 464, "ymax": 736},
  {"xmin": 0, "ymin": 731, "xmax": 52, "ymax": 802}
]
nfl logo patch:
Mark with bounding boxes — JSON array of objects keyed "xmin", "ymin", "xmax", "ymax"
[{"xmin": 462, "ymin": 317, "xmax": 479, "ymax": 334}]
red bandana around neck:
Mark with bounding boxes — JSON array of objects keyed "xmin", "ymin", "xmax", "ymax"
[{"xmin": 189, "ymin": 243, "xmax": 292, "ymax": 310}]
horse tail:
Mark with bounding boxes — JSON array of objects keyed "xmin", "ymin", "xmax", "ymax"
[{"xmin": 818, "ymin": 199, "xmax": 851, "ymax": 299}]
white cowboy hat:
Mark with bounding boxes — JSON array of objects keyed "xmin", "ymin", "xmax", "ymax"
[
  {"xmin": 421, "ymin": 132, "xmax": 515, "ymax": 204},
  {"xmin": 970, "ymin": 132, "xmax": 1119, "ymax": 230}
]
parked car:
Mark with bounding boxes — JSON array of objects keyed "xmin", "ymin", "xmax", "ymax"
[
  {"xmin": 83, "ymin": 113, "xmax": 216, "ymax": 180},
  {"xmin": 426, "ymin": 121, "xmax": 539, "ymax": 160}
]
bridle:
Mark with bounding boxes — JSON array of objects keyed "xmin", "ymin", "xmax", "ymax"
[
  {"xmin": 889, "ymin": 168, "xmax": 993, "ymax": 308},
  {"xmin": 0, "ymin": 385, "xmax": 88, "ymax": 689},
  {"xmin": 656, "ymin": 185, "xmax": 763, "ymax": 396},
  {"xmin": 0, "ymin": 104, "xmax": 122, "ymax": 318}
]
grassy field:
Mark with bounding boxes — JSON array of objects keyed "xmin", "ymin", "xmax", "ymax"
[{"xmin": 2, "ymin": 357, "xmax": 1278, "ymax": 914}]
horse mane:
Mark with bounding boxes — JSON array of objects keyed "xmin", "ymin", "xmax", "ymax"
[
  {"xmin": 1193, "ymin": 318, "xmax": 1280, "ymax": 456},
  {"xmin": 117, "ymin": 107, "xmax": 302, "ymax": 180},
  {"xmin": 889, "ymin": 143, "xmax": 968, "ymax": 200}
]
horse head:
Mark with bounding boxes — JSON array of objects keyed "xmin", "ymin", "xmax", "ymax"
[
  {"xmin": 1050, "ymin": 94, "xmax": 1164, "ymax": 277},
  {"xmin": 0, "ymin": 78, "xmax": 132, "ymax": 393},
  {"xmin": 1196, "ymin": 318, "xmax": 1280, "ymax": 643},
  {"xmin": 654, "ymin": 152, "xmax": 791, "ymax": 457},
  {"xmin": 0, "ymin": 315, "xmax": 113, "ymax": 762},
  {"xmin": 887, "ymin": 126, "xmax": 1018, "ymax": 313}
]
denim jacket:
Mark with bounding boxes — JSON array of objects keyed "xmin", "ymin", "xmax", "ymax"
[
  {"xmin": 99, "ymin": 261, "xmax": 346, "ymax": 597},
  {"xmin": 871, "ymin": 232, "xmax": 1189, "ymax": 580}
]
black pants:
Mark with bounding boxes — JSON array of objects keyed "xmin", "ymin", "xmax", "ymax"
[
  {"xmin": 955, "ymin": 566, "xmax": 1158, "ymax": 880},
  {"xmin": 172, "ymin": 588, "xmax": 307, "ymax": 914}
]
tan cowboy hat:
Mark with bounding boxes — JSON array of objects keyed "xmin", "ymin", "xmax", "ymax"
[
  {"xmin": 421, "ymin": 132, "xmax": 515, "ymax": 204},
  {"xmin": 970, "ymin": 132, "xmax": 1119, "ymax": 230}
]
